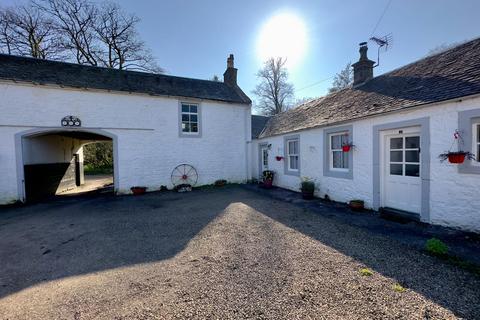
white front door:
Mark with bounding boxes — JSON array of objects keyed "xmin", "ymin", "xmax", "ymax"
[
  {"xmin": 382, "ymin": 130, "xmax": 422, "ymax": 214},
  {"xmin": 260, "ymin": 145, "xmax": 269, "ymax": 174}
]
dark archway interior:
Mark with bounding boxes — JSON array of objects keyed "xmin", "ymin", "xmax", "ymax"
[{"xmin": 22, "ymin": 131, "xmax": 113, "ymax": 202}]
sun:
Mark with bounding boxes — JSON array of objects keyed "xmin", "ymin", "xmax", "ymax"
[{"xmin": 256, "ymin": 12, "xmax": 307, "ymax": 68}]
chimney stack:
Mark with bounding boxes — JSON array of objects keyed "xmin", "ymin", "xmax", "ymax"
[
  {"xmin": 352, "ymin": 42, "xmax": 375, "ymax": 86},
  {"xmin": 223, "ymin": 54, "xmax": 237, "ymax": 86}
]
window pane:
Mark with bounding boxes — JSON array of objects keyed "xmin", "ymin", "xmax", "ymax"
[
  {"xmin": 182, "ymin": 122, "xmax": 190, "ymax": 132},
  {"xmin": 181, "ymin": 104, "xmax": 189, "ymax": 113},
  {"xmin": 332, "ymin": 151, "xmax": 343, "ymax": 168},
  {"xmin": 289, "ymin": 156, "xmax": 298, "ymax": 170},
  {"xmin": 406, "ymin": 150, "xmax": 419, "ymax": 163},
  {"xmin": 190, "ymin": 114, "xmax": 198, "ymax": 123},
  {"xmin": 294, "ymin": 140, "xmax": 299, "ymax": 154},
  {"xmin": 405, "ymin": 164, "xmax": 420, "ymax": 177},
  {"xmin": 191, "ymin": 123, "xmax": 198, "ymax": 132},
  {"xmin": 341, "ymin": 134, "xmax": 349, "ymax": 145},
  {"xmin": 405, "ymin": 136, "xmax": 420, "ymax": 149},
  {"xmin": 390, "ymin": 164, "xmax": 403, "ymax": 175},
  {"xmin": 477, "ymin": 125, "xmax": 480, "ymax": 142},
  {"xmin": 342, "ymin": 152, "xmax": 349, "ymax": 168},
  {"xmin": 190, "ymin": 105, "xmax": 198, "ymax": 113},
  {"xmin": 331, "ymin": 135, "xmax": 341, "ymax": 149},
  {"xmin": 390, "ymin": 138, "xmax": 403, "ymax": 149},
  {"xmin": 182, "ymin": 114, "xmax": 189, "ymax": 122},
  {"xmin": 390, "ymin": 151, "xmax": 403, "ymax": 162}
]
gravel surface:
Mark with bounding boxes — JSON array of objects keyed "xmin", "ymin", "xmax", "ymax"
[{"xmin": 0, "ymin": 186, "xmax": 479, "ymax": 319}]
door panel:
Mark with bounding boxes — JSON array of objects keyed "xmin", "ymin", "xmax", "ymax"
[{"xmin": 383, "ymin": 133, "xmax": 422, "ymax": 214}]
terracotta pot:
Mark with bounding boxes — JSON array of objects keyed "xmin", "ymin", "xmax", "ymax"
[
  {"xmin": 275, "ymin": 156, "xmax": 284, "ymax": 161},
  {"xmin": 263, "ymin": 179, "xmax": 273, "ymax": 188},
  {"xmin": 448, "ymin": 153, "xmax": 466, "ymax": 164},
  {"xmin": 131, "ymin": 186, "xmax": 146, "ymax": 195},
  {"xmin": 349, "ymin": 200, "xmax": 364, "ymax": 211},
  {"xmin": 342, "ymin": 145, "xmax": 351, "ymax": 152},
  {"xmin": 302, "ymin": 191, "xmax": 314, "ymax": 200}
]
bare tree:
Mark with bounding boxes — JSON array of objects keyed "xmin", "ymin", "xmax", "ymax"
[
  {"xmin": 210, "ymin": 74, "xmax": 220, "ymax": 82},
  {"xmin": 0, "ymin": 4, "xmax": 58, "ymax": 58},
  {"xmin": 328, "ymin": 62, "xmax": 353, "ymax": 93},
  {"xmin": 253, "ymin": 57, "xmax": 294, "ymax": 115},
  {"xmin": 94, "ymin": 2, "xmax": 161, "ymax": 72}
]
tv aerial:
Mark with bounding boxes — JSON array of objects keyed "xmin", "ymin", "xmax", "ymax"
[{"xmin": 369, "ymin": 33, "xmax": 393, "ymax": 67}]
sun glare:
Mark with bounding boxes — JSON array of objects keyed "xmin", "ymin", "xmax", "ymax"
[{"xmin": 256, "ymin": 12, "xmax": 307, "ymax": 68}]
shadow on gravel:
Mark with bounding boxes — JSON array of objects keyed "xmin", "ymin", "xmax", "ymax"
[
  {"xmin": 0, "ymin": 189, "xmax": 230, "ymax": 299},
  {"xmin": 239, "ymin": 193, "xmax": 480, "ymax": 320}
]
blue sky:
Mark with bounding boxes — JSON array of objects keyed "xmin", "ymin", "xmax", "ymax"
[{"xmin": 4, "ymin": 0, "xmax": 480, "ymax": 111}]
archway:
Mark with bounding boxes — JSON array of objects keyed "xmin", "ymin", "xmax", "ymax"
[{"xmin": 15, "ymin": 128, "xmax": 119, "ymax": 202}]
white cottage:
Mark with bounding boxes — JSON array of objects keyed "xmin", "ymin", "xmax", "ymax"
[
  {"xmin": 0, "ymin": 54, "xmax": 251, "ymax": 203},
  {"xmin": 252, "ymin": 39, "xmax": 480, "ymax": 232}
]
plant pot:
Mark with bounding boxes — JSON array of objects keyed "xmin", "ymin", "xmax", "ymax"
[
  {"xmin": 302, "ymin": 191, "xmax": 314, "ymax": 200},
  {"xmin": 263, "ymin": 179, "xmax": 273, "ymax": 188},
  {"xmin": 448, "ymin": 153, "xmax": 466, "ymax": 164},
  {"xmin": 131, "ymin": 186, "xmax": 146, "ymax": 195},
  {"xmin": 349, "ymin": 200, "xmax": 364, "ymax": 211},
  {"xmin": 342, "ymin": 145, "xmax": 351, "ymax": 152},
  {"xmin": 275, "ymin": 156, "xmax": 284, "ymax": 161}
]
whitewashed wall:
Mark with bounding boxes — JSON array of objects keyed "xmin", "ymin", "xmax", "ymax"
[
  {"xmin": 23, "ymin": 135, "xmax": 83, "ymax": 165},
  {"xmin": 253, "ymin": 96, "xmax": 480, "ymax": 232},
  {"xmin": 0, "ymin": 82, "xmax": 251, "ymax": 203}
]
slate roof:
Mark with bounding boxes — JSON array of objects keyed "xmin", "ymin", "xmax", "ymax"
[
  {"xmin": 251, "ymin": 115, "xmax": 270, "ymax": 139},
  {"xmin": 259, "ymin": 37, "xmax": 480, "ymax": 138},
  {"xmin": 0, "ymin": 54, "xmax": 251, "ymax": 104}
]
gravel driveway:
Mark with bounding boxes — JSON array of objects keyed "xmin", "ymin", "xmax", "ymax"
[{"xmin": 0, "ymin": 186, "xmax": 479, "ymax": 319}]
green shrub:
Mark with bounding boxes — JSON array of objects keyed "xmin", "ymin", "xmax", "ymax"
[
  {"xmin": 300, "ymin": 177, "xmax": 315, "ymax": 193},
  {"xmin": 425, "ymin": 238, "xmax": 449, "ymax": 256},
  {"xmin": 360, "ymin": 268, "xmax": 373, "ymax": 276},
  {"xmin": 393, "ymin": 283, "xmax": 406, "ymax": 293}
]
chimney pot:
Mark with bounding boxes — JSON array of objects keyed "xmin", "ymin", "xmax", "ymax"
[
  {"xmin": 223, "ymin": 54, "xmax": 237, "ymax": 86},
  {"xmin": 352, "ymin": 42, "xmax": 375, "ymax": 86}
]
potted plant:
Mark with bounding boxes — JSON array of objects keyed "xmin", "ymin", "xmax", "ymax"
[
  {"xmin": 262, "ymin": 170, "xmax": 275, "ymax": 188},
  {"xmin": 214, "ymin": 179, "xmax": 227, "ymax": 187},
  {"xmin": 349, "ymin": 199, "xmax": 364, "ymax": 211},
  {"xmin": 439, "ymin": 151, "xmax": 475, "ymax": 164},
  {"xmin": 439, "ymin": 129, "xmax": 476, "ymax": 164},
  {"xmin": 275, "ymin": 156, "xmax": 284, "ymax": 161},
  {"xmin": 131, "ymin": 186, "xmax": 147, "ymax": 195},
  {"xmin": 300, "ymin": 177, "xmax": 315, "ymax": 200},
  {"xmin": 342, "ymin": 142, "xmax": 355, "ymax": 152}
]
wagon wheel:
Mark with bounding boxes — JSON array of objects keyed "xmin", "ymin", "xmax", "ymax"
[{"xmin": 171, "ymin": 164, "xmax": 198, "ymax": 187}]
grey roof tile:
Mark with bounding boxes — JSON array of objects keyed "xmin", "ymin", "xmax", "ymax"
[
  {"xmin": 0, "ymin": 54, "xmax": 251, "ymax": 104},
  {"xmin": 260, "ymin": 37, "xmax": 480, "ymax": 138}
]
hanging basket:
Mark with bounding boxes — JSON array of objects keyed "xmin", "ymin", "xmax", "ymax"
[
  {"xmin": 342, "ymin": 145, "xmax": 351, "ymax": 152},
  {"xmin": 275, "ymin": 156, "xmax": 284, "ymax": 161},
  {"xmin": 448, "ymin": 153, "xmax": 466, "ymax": 164}
]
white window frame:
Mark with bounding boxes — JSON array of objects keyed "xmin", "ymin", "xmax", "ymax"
[
  {"xmin": 179, "ymin": 102, "xmax": 201, "ymax": 138},
  {"xmin": 284, "ymin": 135, "xmax": 300, "ymax": 176},
  {"xmin": 287, "ymin": 139, "xmax": 299, "ymax": 171},
  {"xmin": 474, "ymin": 122, "xmax": 480, "ymax": 163},
  {"xmin": 329, "ymin": 131, "xmax": 349, "ymax": 172}
]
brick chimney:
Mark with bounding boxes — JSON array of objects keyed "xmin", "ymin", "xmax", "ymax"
[
  {"xmin": 223, "ymin": 54, "xmax": 237, "ymax": 86},
  {"xmin": 352, "ymin": 42, "xmax": 375, "ymax": 86}
]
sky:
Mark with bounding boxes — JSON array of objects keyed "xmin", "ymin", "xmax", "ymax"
[{"xmin": 3, "ymin": 0, "xmax": 480, "ymax": 113}]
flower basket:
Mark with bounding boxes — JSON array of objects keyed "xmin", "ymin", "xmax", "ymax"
[
  {"xmin": 131, "ymin": 186, "xmax": 147, "ymax": 195},
  {"xmin": 439, "ymin": 151, "xmax": 475, "ymax": 164},
  {"xmin": 275, "ymin": 156, "xmax": 284, "ymax": 161},
  {"xmin": 342, "ymin": 145, "xmax": 351, "ymax": 152}
]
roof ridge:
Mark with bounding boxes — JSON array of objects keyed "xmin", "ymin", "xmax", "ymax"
[{"xmin": 0, "ymin": 53, "xmax": 228, "ymax": 86}]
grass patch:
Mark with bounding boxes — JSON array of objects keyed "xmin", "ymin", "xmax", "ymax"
[
  {"xmin": 425, "ymin": 238, "xmax": 449, "ymax": 256},
  {"xmin": 360, "ymin": 268, "xmax": 373, "ymax": 276},
  {"xmin": 393, "ymin": 283, "xmax": 406, "ymax": 293},
  {"xmin": 424, "ymin": 238, "xmax": 480, "ymax": 277}
]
